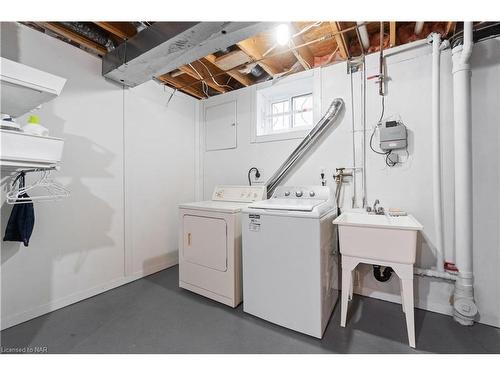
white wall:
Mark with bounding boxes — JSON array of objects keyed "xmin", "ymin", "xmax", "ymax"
[
  {"xmin": 199, "ymin": 38, "xmax": 500, "ymax": 328},
  {"xmin": 124, "ymin": 81, "xmax": 197, "ymax": 278},
  {"xmin": 0, "ymin": 22, "xmax": 197, "ymax": 329}
]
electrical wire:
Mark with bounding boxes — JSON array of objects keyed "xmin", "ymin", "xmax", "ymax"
[
  {"xmin": 369, "ymin": 95, "xmax": 387, "ymax": 155},
  {"xmin": 165, "ymin": 87, "xmax": 176, "ymax": 108},
  {"xmin": 188, "ymin": 63, "xmax": 209, "ymax": 98},
  {"xmin": 292, "ymin": 21, "xmax": 322, "ymax": 38},
  {"xmin": 325, "ymin": 46, "xmax": 340, "ymax": 65},
  {"xmin": 247, "ymin": 167, "xmax": 261, "ymax": 186},
  {"xmin": 198, "ymin": 59, "xmax": 234, "ymax": 90}
]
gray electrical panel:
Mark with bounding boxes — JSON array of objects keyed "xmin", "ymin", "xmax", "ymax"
[{"xmin": 379, "ymin": 121, "xmax": 407, "ymax": 151}]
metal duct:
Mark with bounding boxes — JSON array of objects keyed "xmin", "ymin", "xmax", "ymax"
[
  {"xmin": 265, "ymin": 98, "xmax": 345, "ymax": 198},
  {"xmin": 102, "ymin": 22, "xmax": 279, "ymax": 87},
  {"xmin": 60, "ymin": 22, "xmax": 115, "ymax": 51},
  {"xmin": 250, "ymin": 64, "xmax": 264, "ymax": 77},
  {"xmin": 132, "ymin": 22, "xmax": 151, "ymax": 33}
]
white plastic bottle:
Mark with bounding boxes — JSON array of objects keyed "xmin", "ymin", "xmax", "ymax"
[{"xmin": 22, "ymin": 115, "xmax": 49, "ymax": 136}]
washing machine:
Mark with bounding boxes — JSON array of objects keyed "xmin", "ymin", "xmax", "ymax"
[
  {"xmin": 241, "ymin": 185, "xmax": 338, "ymax": 338},
  {"xmin": 178, "ymin": 185, "xmax": 266, "ymax": 307}
]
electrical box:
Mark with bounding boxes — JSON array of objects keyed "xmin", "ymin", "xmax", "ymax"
[
  {"xmin": 205, "ymin": 100, "xmax": 237, "ymax": 151},
  {"xmin": 379, "ymin": 121, "xmax": 407, "ymax": 151}
]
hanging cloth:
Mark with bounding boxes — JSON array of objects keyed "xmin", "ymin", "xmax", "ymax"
[{"xmin": 3, "ymin": 172, "xmax": 35, "ymax": 247}]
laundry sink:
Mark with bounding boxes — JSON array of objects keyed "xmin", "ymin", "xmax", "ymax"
[{"xmin": 333, "ymin": 212, "xmax": 423, "ymax": 264}]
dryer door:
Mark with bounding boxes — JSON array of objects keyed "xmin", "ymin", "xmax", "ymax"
[{"xmin": 183, "ymin": 214, "xmax": 227, "ymax": 271}]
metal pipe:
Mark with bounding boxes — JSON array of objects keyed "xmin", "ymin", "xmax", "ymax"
[
  {"xmin": 349, "ymin": 68, "xmax": 357, "ymax": 208},
  {"xmin": 60, "ymin": 22, "xmax": 115, "ymax": 51},
  {"xmin": 361, "ymin": 57, "xmax": 367, "ymax": 207},
  {"xmin": 378, "ymin": 22, "xmax": 385, "ymax": 96},
  {"xmin": 265, "ymin": 98, "xmax": 345, "ymax": 198}
]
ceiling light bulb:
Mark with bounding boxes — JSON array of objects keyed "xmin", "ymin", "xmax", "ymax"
[{"xmin": 276, "ymin": 24, "xmax": 290, "ymax": 46}]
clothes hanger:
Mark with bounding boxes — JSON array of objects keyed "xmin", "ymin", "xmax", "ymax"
[{"xmin": 6, "ymin": 168, "xmax": 70, "ymax": 205}]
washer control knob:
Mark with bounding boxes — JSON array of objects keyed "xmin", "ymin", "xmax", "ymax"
[
  {"xmin": 309, "ymin": 191, "xmax": 315, "ymax": 197},
  {"xmin": 295, "ymin": 191, "xmax": 303, "ymax": 197},
  {"xmin": 284, "ymin": 191, "xmax": 290, "ymax": 197}
]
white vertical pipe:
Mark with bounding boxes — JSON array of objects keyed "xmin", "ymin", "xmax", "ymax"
[
  {"xmin": 461, "ymin": 22, "xmax": 473, "ymax": 64},
  {"xmin": 431, "ymin": 33, "xmax": 445, "ymax": 273},
  {"xmin": 414, "ymin": 22, "xmax": 425, "ymax": 35},
  {"xmin": 452, "ymin": 21, "xmax": 477, "ymax": 325},
  {"xmin": 356, "ymin": 22, "xmax": 370, "ymax": 50}
]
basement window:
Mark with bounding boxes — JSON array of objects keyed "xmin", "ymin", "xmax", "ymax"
[{"xmin": 253, "ymin": 71, "xmax": 318, "ymax": 143}]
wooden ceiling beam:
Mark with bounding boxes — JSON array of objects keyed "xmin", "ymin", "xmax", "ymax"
[
  {"xmin": 389, "ymin": 22, "xmax": 397, "ymax": 47},
  {"xmin": 205, "ymin": 55, "xmax": 255, "ymax": 87},
  {"xmin": 170, "ymin": 69, "xmax": 185, "ymax": 78},
  {"xmin": 329, "ymin": 22, "xmax": 350, "ymax": 60},
  {"xmin": 37, "ymin": 22, "xmax": 107, "ymax": 55},
  {"xmin": 157, "ymin": 74, "xmax": 205, "ymax": 99},
  {"xmin": 179, "ymin": 61, "xmax": 226, "ymax": 94},
  {"xmin": 94, "ymin": 22, "xmax": 136, "ymax": 40},
  {"xmin": 237, "ymin": 39, "xmax": 282, "ymax": 77},
  {"xmin": 445, "ymin": 22, "xmax": 457, "ymax": 37},
  {"xmin": 290, "ymin": 23, "xmax": 315, "ymax": 69}
]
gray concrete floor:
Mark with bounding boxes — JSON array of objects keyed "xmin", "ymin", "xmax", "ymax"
[{"xmin": 1, "ymin": 266, "xmax": 499, "ymax": 354}]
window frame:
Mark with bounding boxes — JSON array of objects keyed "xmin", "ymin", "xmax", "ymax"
[{"xmin": 252, "ymin": 70, "xmax": 320, "ymax": 143}]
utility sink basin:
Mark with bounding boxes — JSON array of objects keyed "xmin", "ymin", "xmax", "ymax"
[{"xmin": 333, "ymin": 212, "xmax": 423, "ymax": 264}]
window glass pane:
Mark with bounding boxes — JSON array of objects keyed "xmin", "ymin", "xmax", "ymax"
[
  {"xmin": 294, "ymin": 109, "xmax": 313, "ymax": 128},
  {"xmin": 292, "ymin": 94, "xmax": 313, "ymax": 129},
  {"xmin": 270, "ymin": 100, "xmax": 290, "ymax": 132}
]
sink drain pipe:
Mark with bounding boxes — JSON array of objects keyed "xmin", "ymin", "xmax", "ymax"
[
  {"xmin": 451, "ymin": 22, "xmax": 478, "ymax": 325},
  {"xmin": 413, "ymin": 33, "xmax": 454, "ymax": 282},
  {"xmin": 413, "ymin": 24, "xmax": 478, "ymax": 325}
]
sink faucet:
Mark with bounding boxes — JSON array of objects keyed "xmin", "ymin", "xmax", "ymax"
[{"xmin": 367, "ymin": 199, "xmax": 385, "ymax": 215}]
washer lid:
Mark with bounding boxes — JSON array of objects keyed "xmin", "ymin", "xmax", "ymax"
[{"xmin": 247, "ymin": 198, "xmax": 325, "ymax": 212}]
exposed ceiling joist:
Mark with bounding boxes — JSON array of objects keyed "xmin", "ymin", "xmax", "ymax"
[
  {"xmin": 205, "ymin": 54, "xmax": 255, "ymax": 87},
  {"xmin": 179, "ymin": 61, "xmax": 227, "ymax": 94},
  {"xmin": 290, "ymin": 24, "xmax": 314, "ymax": 69},
  {"xmin": 445, "ymin": 22, "xmax": 457, "ymax": 37},
  {"xmin": 103, "ymin": 22, "xmax": 279, "ymax": 87},
  {"xmin": 390, "ymin": 22, "xmax": 397, "ymax": 47},
  {"xmin": 237, "ymin": 38, "xmax": 282, "ymax": 77},
  {"xmin": 95, "ymin": 22, "xmax": 136, "ymax": 40},
  {"xmin": 38, "ymin": 22, "xmax": 107, "ymax": 55},
  {"xmin": 158, "ymin": 74, "xmax": 205, "ymax": 99},
  {"xmin": 329, "ymin": 22, "xmax": 349, "ymax": 59}
]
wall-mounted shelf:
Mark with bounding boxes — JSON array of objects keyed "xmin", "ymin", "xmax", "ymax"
[
  {"xmin": 0, "ymin": 129, "xmax": 64, "ymax": 171},
  {"xmin": 1, "ymin": 57, "xmax": 67, "ymax": 118}
]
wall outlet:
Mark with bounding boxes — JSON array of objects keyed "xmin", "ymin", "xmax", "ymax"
[{"xmin": 250, "ymin": 168, "xmax": 264, "ymax": 184}]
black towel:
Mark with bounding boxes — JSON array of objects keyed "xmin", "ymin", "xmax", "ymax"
[{"xmin": 3, "ymin": 173, "xmax": 35, "ymax": 247}]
